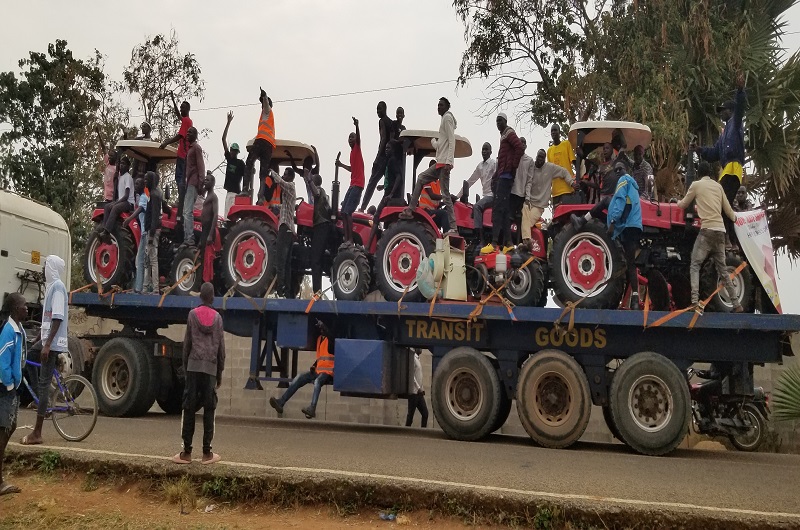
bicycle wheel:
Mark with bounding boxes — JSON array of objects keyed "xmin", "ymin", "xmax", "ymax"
[{"xmin": 51, "ymin": 375, "xmax": 98, "ymax": 442}]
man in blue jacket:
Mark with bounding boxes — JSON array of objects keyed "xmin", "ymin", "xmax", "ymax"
[
  {"xmin": 694, "ymin": 73, "xmax": 746, "ymax": 248},
  {"xmin": 607, "ymin": 163, "xmax": 643, "ymax": 309},
  {"xmin": 0, "ymin": 293, "xmax": 28, "ymax": 495}
]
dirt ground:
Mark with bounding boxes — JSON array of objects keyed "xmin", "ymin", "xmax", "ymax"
[{"xmin": 0, "ymin": 472, "xmax": 502, "ymax": 530}]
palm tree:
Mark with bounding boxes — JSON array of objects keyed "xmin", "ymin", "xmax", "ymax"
[{"xmin": 773, "ymin": 364, "xmax": 800, "ymax": 421}]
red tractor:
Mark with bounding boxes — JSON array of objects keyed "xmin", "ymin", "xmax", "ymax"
[
  {"xmin": 220, "ymin": 139, "xmax": 375, "ymax": 299},
  {"xmin": 83, "ymin": 141, "xmax": 196, "ymax": 292},
  {"xmin": 547, "ymin": 121, "xmax": 760, "ymax": 312},
  {"xmin": 367, "ymin": 130, "xmax": 548, "ymax": 307}
]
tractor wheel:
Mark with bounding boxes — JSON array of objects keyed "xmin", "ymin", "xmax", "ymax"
[
  {"xmin": 551, "ymin": 222, "xmax": 625, "ymax": 309},
  {"xmin": 701, "ymin": 253, "xmax": 754, "ymax": 312},
  {"xmin": 505, "ymin": 260, "xmax": 546, "ymax": 307},
  {"xmin": 222, "ymin": 218, "xmax": 277, "ymax": 297},
  {"xmin": 375, "ymin": 221, "xmax": 437, "ymax": 302},
  {"xmin": 168, "ymin": 245, "xmax": 202, "ymax": 296},
  {"xmin": 83, "ymin": 224, "xmax": 136, "ymax": 291},
  {"xmin": 332, "ymin": 245, "xmax": 372, "ymax": 301}
]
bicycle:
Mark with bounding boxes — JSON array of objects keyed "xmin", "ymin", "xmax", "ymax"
[{"xmin": 21, "ymin": 355, "xmax": 98, "ymax": 442}]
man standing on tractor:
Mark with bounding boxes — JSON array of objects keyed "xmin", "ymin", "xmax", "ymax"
[
  {"xmin": 607, "ymin": 162, "xmax": 643, "ymax": 309},
  {"xmin": 303, "ymin": 170, "xmax": 333, "ymax": 294},
  {"xmin": 159, "ymin": 94, "xmax": 192, "ymax": 224},
  {"xmin": 693, "ymin": 73, "xmax": 747, "ymax": 250},
  {"xmin": 548, "ymin": 124, "xmax": 579, "ymax": 206},
  {"xmin": 359, "ymin": 101, "xmax": 394, "ymax": 211},
  {"xmin": 99, "ymin": 156, "xmax": 134, "ymax": 242},
  {"xmin": 336, "ymin": 117, "xmax": 364, "ymax": 245},
  {"xmin": 144, "ymin": 171, "xmax": 163, "ymax": 295},
  {"xmin": 630, "ymin": 145, "xmax": 654, "ymax": 200},
  {"xmin": 522, "ymin": 149, "xmax": 575, "ymax": 250},
  {"xmin": 677, "ymin": 161, "xmax": 743, "ymax": 313},
  {"xmin": 123, "ymin": 177, "xmax": 149, "ymax": 293},
  {"xmin": 269, "ymin": 319, "xmax": 334, "ymax": 420},
  {"xmin": 195, "ymin": 172, "xmax": 219, "ymax": 290},
  {"xmin": 270, "ymin": 164, "xmax": 297, "ymax": 298},
  {"xmin": 386, "ymin": 106, "xmax": 407, "ymax": 200},
  {"xmin": 245, "ymin": 87, "xmax": 276, "ymax": 202},
  {"xmin": 183, "ymin": 127, "xmax": 205, "ymax": 246},
  {"xmin": 457, "ymin": 142, "xmax": 496, "ymax": 245},
  {"xmin": 511, "ymin": 137, "xmax": 534, "ymax": 243},
  {"xmin": 482, "ymin": 112, "xmax": 525, "ymax": 254},
  {"xmin": 221, "ymin": 112, "xmax": 245, "ymax": 219},
  {"xmin": 401, "ymin": 97, "xmax": 458, "ymax": 236}
]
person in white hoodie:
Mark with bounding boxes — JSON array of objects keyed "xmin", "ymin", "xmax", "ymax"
[
  {"xmin": 21, "ymin": 255, "xmax": 68, "ymax": 446},
  {"xmin": 401, "ymin": 97, "xmax": 457, "ymax": 235}
]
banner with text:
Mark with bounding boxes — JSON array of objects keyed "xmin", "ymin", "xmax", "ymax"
[{"xmin": 733, "ymin": 210, "xmax": 781, "ymax": 313}]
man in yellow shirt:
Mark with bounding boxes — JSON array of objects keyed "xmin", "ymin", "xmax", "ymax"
[{"xmin": 547, "ymin": 124, "xmax": 578, "ymax": 206}]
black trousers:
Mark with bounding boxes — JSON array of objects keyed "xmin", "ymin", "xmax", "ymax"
[
  {"xmin": 589, "ymin": 195, "xmax": 612, "ymax": 222},
  {"xmin": 26, "ymin": 343, "xmax": 59, "ymax": 417},
  {"xmin": 720, "ymin": 174, "xmax": 740, "ymax": 246},
  {"xmin": 310, "ymin": 222, "xmax": 333, "ymax": 293},
  {"xmin": 619, "ymin": 227, "xmax": 642, "ymax": 296},
  {"xmin": 103, "ymin": 201, "xmax": 133, "ymax": 233},
  {"xmin": 386, "ymin": 156, "xmax": 404, "ymax": 199},
  {"xmin": 245, "ymin": 139, "xmax": 274, "ymax": 194},
  {"xmin": 276, "ymin": 225, "xmax": 294, "ymax": 297},
  {"xmin": 491, "ymin": 178, "xmax": 514, "ymax": 246},
  {"xmin": 360, "ymin": 152, "xmax": 390, "ymax": 210},
  {"xmin": 181, "ymin": 371, "xmax": 217, "ymax": 454},
  {"xmin": 406, "ymin": 393, "xmax": 428, "ymax": 428},
  {"xmin": 510, "ymin": 193, "xmax": 525, "ymax": 243}
]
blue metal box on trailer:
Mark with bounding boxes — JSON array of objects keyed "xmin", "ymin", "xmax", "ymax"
[{"xmin": 333, "ymin": 339, "xmax": 413, "ymax": 397}]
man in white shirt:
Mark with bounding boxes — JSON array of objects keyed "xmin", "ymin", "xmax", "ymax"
[
  {"xmin": 511, "ymin": 138, "xmax": 534, "ymax": 243},
  {"xmin": 100, "ymin": 156, "xmax": 135, "ymax": 241},
  {"xmin": 405, "ymin": 350, "xmax": 428, "ymax": 428},
  {"xmin": 458, "ymin": 142, "xmax": 496, "ymax": 244}
]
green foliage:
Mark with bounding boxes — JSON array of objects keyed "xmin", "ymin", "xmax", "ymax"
[
  {"xmin": 455, "ymin": 0, "xmax": 800, "ymax": 255},
  {"xmin": 37, "ymin": 450, "xmax": 61, "ymax": 474},
  {"xmin": 201, "ymin": 476, "xmax": 241, "ymax": 501},
  {"xmin": 773, "ymin": 364, "xmax": 800, "ymax": 421}
]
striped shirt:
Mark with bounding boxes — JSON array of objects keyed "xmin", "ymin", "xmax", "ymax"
[{"xmin": 270, "ymin": 170, "xmax": 296, "ymax": 232}]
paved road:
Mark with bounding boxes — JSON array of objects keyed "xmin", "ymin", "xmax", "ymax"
[{"xmin": 10, "ymin": 409, "xmax": 800, "ymax": 524}]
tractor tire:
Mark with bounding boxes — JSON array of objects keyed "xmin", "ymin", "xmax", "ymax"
[
  {"xmin": 332, "ymin": 245, "xmax": 372, "ymax": 301},
  {"xmin": 168, "ymin": 244, "xmax": 202, "ymax": 296},
  {"xmin": 375, "ymin": 220, "xmax": 437, "ymax": 302},
  {"xmin": 92, "ymin": 338, "xmax": 157, "ymax": 417},
  {"xmin": 608, "ymin": 351, "xmax": 690, "ymax": 456},
  {"xmin": 222, "ymin": 218, "xmax": 277, "ymax": 298},
  {"xmin": 83, "ymin": 223, "xmax": 136, "ymax": 291},
  {"xmin": 431, "ymin": 347, "xmax": 503, "ymax": 441},
  {"xmin": 516, "ymin": 350, "xmax": 592, "ymax": 449},
  {"xmin": 505, "ymin": 260, "xmax": 546, "ymax": 307},
  {"xmin": 551, "ymin": 221, "xmax": 625, "ymax": 309},
  {"xmin": 701, "ymin": 253, "xmax": 754, "ymax": 312}
]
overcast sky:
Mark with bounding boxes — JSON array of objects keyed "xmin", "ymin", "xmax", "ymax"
[{"xmin": 2, "ymin": 0, "xmax": 799, "ymax": 313}]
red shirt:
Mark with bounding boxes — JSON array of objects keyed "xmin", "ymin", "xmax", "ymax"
[
  {"xmin": 350, "ymin": 144, "xmax": 365, "ymax": 188},
  {"xmin": 177, "ymin": 116, "xmax": 193, "ymax": 159}
]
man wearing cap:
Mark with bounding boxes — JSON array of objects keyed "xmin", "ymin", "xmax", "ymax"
[
  {"xmin": 401, "ymin": 97, "xmax": 458, "ymax": 236},
  {"xmin": 221, "ymin": 111, "xmax": 246, "ymax": 219},
  {"xmin": 693, "ymin": 73, "xmax": 747, "ymax": 248},
  {"xmin": 482, "ymin": 112, "xmax": 524, "ymax": 254}
]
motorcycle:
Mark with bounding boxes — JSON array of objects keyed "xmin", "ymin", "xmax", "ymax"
[{"xmin": 687, "ymin": 367, "xmax": 770, "ymax": 452}]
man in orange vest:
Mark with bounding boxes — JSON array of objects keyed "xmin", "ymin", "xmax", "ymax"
[
  {"xmin": 244, "ymin": 87, "xmax": 276, "ymax": 201},
  {"xmin": 268, "ymin": 320, "xmax": 334, "ymax": 419},
  {"xmin": 418, "ymin": 161, "xmax": 449, "ymax": 232}
]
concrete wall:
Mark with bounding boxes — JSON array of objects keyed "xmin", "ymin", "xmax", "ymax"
[{"xmin": 70, "ymin": 311, "xmax": 799, "ymax": 452}]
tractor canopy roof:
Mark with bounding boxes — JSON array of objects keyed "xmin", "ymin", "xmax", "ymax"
[
  {"xmin": 114, "ymin": 140, "xmax": 177, "ymax": 164},
  {"xmin": 399, "ymin": 130, "xmax": 473, "ymax": 158},
  {"xmin": 245, "ymin": 138, "xmax": 315, "ymax": 166},
  {"xmin": 568, "ymin": 121, "xmax": 652, "ymax": 152}
]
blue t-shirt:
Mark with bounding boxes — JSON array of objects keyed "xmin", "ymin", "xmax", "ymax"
[{"xmin": 137, "ymin": 193, "xmax": 149, "ymax": 228}]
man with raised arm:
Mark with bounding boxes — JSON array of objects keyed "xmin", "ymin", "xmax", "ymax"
[
  {"xmin": 221, "ymin": 112, "xmax": 245, "ymax": 219},
  {"xmin": 359, "ymin": 101, "xmax": 394, "ymax": 210},
  {"xmin": 336, "ymin": 117, "xmax": 365, "ymax": 245},
  {"xmin": 245, "ymin": 87, "xmax": 276, "ymax": 201},
  {"xmin": 159, "ymin": 94, "xmax": 192, "ymax": 223}
]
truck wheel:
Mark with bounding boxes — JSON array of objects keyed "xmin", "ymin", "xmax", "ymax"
[
  {"xmin": 602, "ymin": 405, "xmax": 622, "ymax": 441},
  {"xmin": 516, "ymin": 350, "xmax": 592, "ymax": 449},
  {"xmin": 609, "ymin": 351, "xmax": 689, "ymax": 455},
  {"xmin": 92, "ymin": 338, "xmax": 157, "ymax": 417},
  {"xmin": 432, "ymin": 347, "xmax": 503, "ymax": 441},
  {"xmin": 489, "ymin": 388, "xmax": 512, "ymax": 433},
  {"xmin": 83, "ymin": 224, "xmax": 136, "ymax": 291},
  {"xmin": 222, "ymin": 218, "xmax": 277, "ymax": 297},
  {"xmin": 332, "ymin": 246, "xmax": 372, "ymax": 301},
  {"xmin": 65, "ymin": 335, "xmax": 87, "ymax": 379},
  {"xmin": 169, "ymin": 245, "xmax": 202, "ymax": 296},
  {"xmin": 701, "ymin": 254, "xmax": 754, "ymax": 313},
  {"xmin": 729, "ymin": 403, "xmax": 766, "ymax": 452},
  {"xmin": 375, "ymin": 221, "xmax": 436, "ymax": 302},
  {"xmin": 505, "ymin": 260, "xmax": 545, "ymax": 307},
  {"xmin": 551, "ymin": 222, "xmax": 625, "ymax": 309},
  {"xmin": 156, "ymin": 376, "xmax": 185, "ymax": 415}
]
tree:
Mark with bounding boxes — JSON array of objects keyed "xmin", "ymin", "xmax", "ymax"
[
  {"xmin": 121, "ymin": 30, "xmax": 205, "ymax": 144},
  {"xmin": 0, "ymin": 40, "xmax": 118, "ymax": 285},
  {"xmin": 454, "ymin": 0, "xmax": 800, "ymax": 256}
]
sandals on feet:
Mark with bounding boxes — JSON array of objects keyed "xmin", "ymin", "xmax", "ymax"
[
  {"xmin": 201, "ymin": 453, "xmax": 221, "ymax": 465},
  {"xmin": 172, "ymin": 453, "xmax": 191, "ymax": 464}
]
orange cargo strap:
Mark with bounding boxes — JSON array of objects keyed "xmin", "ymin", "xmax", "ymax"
[
  {"xmin": 642, "ymin": 289, "xmax": 651, "ymax": 329},
  {"xmin": 159, "ymin": 250, "xmax": 201, "ymax": 307},
  {"xmin": 397, "ymin": 285, "xmax": 410, "ymax": 315},
  {"xmin": 69, "ymin": 283, "xmax": 95, "ymax": 304},
  {"xmin": 552, "ymin": 267, "xmax": 626, "ymax": 338}
]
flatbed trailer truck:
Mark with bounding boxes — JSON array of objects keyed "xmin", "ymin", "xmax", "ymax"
[{"xmin": 69, "ymin": 292, "xmax": 800, "ymax": 455}]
